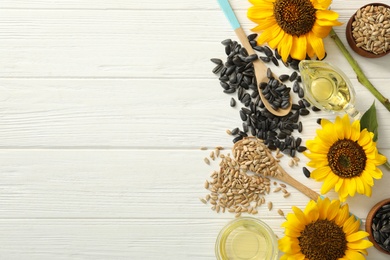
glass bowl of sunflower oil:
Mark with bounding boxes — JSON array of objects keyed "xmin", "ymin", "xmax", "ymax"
[
  {"xmin": 298, "ymin": 60, "xmax": 361, "ymax": 120},
  {"xmin": 215, "ymin": 217, "xmax": 278, "ymax": 260}
]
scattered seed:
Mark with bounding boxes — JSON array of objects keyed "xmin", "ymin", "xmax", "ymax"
[
  {"xmin": 278, "ymin": 209, "xmax": 285, "ymax": 216},
  {"xmin": 274, "ymin": 187, "xmax": 282, "ymax": 192},
  {"xmin": 204, "ymin": 157, "xmax": 210, "ymax": 165},
  {"xmin": 230, "ymin": 97, "xmax": 236, "ymax": 107},
  {"xmin": 303, "ymin": 167, "xmax": 311, "ymax": 178},
  {"xmin": 268, "ymin": 201, "xmax": 273, "ymax": 211}
]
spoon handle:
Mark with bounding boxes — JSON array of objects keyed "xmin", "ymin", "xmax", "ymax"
[{"xmin": 276, "ymin": 164, "xmax": 320, "ymax": 201}]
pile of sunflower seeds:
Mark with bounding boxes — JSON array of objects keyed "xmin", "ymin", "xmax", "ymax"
[
  {"xmin": 211, "ymin": 35, "xmax": 319, "ymax": 158},
  {"xmin": 200, "ymin": 140, "xmax": 290, "ymax": 217},
  {"xmin": 352, "ymin": 4, "xmax": 390, "ymax": 54},
  {"xmin": 371, "ymin": 202, "xmax": 390, "ymax": 252}
]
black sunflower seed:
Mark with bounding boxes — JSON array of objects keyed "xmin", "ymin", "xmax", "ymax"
[
  {"xmin": 271, "ymin": 56, "xmax": 279, "ymax": 66},
  {"xmin": 260, "ymin": 56, "xmax": 270, "ymax": 62},
  {"xmin": 289, "ymin": 71, "xmax": 298, "ymax": 81},
  {"xmin": 247, "ymin": 33, "xmax": 258, "ymax": 41},
  {"xmin": 230, "ymin": 97, "xmax": 236, "ymax": 107},
  {"xmin": 298, "ymin": 87, "xmax": 305, "ymax": 98},
  {"xmin": 279, "ymin": 74, "xmax": 290, "ymax": 82},
  {"xmin": 263, "ymin": 46, "xmax": 273, "ymax": 57},
  {"xmin": 302, "ymin": 167, "xmax": 311, "ymax": 178},
  {"xmin": 253, "ymin": 45, "xmax": 264, "ymax": 52}
]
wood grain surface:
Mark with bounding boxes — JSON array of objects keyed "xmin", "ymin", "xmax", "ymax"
[{"xmin": 0, "ymin": 0, "xmax": 389, "ymax": 259}]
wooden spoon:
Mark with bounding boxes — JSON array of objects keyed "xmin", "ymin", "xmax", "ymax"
[
  {"xmin": 233, "ymin": 137, "xmax": 319, "ymax": 201},
  {"xmin": 234, "ymin": 28, "xmax": 292, "ymax": 117},
  {"xmin": 217, "ymin": 0, "xmax": 292, "ymax": 117}
]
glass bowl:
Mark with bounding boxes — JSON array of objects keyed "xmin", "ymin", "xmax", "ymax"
[
  {"xmin": 365, "ymin": 198, "xmax": 390, "ymax": 255},
  {"xmin": 215, "ymin": 217, "xmax": 279, "ymax": 260},
  {"xmin": 345, "ymin": 3, "xmax": 390, "ymax": 58}
]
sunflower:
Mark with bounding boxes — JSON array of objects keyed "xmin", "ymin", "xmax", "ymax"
[
  {"xmin": 247, "ymin": 0, "xmax": 342, "ymax": 61},
  {"xmin": 304, "ymin": 114, "xmax": 387, "ymax": 202},
  {"xmin": 279, "ymin": 197, "xmax": 373, "ymax": 260}
]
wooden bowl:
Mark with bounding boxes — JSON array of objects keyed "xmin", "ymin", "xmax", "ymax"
[
  {"xmin": 365, "ymin": 198, "xmax": 390, "ymax": 255},
  {"xmin": 346, "ymin": 3, "xmax": 390, "ymax": 58}
]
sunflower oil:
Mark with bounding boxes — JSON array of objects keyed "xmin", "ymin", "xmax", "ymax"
[
  {"xmin": 216, "ymin": 217, "xmax": 278, "ymax": 260},
  {"xmin": 299, "ymin": 60, "xmax": 361, "ymax": 119}
]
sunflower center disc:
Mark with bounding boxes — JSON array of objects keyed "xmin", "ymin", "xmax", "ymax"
[
  {"xmin": 298, "ymin": 219, "xmax": 346, "ymax": 260},
  {"xmin": 328, "ymin": 139, "xmax": 367, "ymax": 178},
  {"xmin": 273, "ymin": 0, "xmax": 316, "ymax": 36}
]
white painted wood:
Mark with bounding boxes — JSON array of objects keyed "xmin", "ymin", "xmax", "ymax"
[
  {"xmin": 0, "ymin": 0, "xmax": 390, "ymax": 259},
  {"xmin": 0, "ymin": 78, "xmax": 389, "ymax": 148}
]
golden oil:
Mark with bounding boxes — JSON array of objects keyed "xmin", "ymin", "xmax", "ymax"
[
  {"xmin": 299, "ymin": 60, "xmax": 361, "ymax": 119},
  {"xmin": 216, "ymin": 217, "xmax": 278, "ymax": 260}
]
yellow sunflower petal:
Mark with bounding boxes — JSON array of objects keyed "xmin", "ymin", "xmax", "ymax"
[
  {"xmin": 311, "ymin": 166, "xmax": 331, "ymax": 181},
  {"xmin": 278, "ymin": 236, "xmax": 301, "ymax": 254},
  {"xmin": 283, "ymin": 213, "xmax": 305, "ymax": 231},
  {"xmin": 347, "ymin": 178, "xmax": 357, "ymax": 197},
  {"xmin": 290, "ymin": 36, "xmax": 307, "ymax": 60},
  {"xmin": 358, "ymin": 130, "xmax": 372, "ymax": 147},
  {"xmin": 347, "ymin": 239, "xmax": 373, "ymax": 250},
  {"xmin": 306, "ymin": 159, "xmax": 328, "ymax": 168},
  {"xmin": 311, "ymin": 23, "xmax": 332, "ymax": 38},
  {"xmin": 374, "ymin": 153, "xmax": 387, "ymax": 165},
  {"xmin": 326, "ymin": 199, "xmax": 340, "ymax": 221},
  {"xmin": 308, "ymin": 31, "xmax": 325, "ymax": 59},
  {"xmin": 255, "ymin": 25, "xmax": 278, "ymax": 44},
  {"xmin": 312, "ymin": 0, "xmax": 332, "ymax": 10},
  {"xmin": 316, "ymin": 18, "xmax": 343, "ymax": 26},
  {"xmin": 334, "ymin": 204, "xmax": 350, "ymax": 226},
  {"xmin": 350, "ymin": 120, "xmax": 361, "ymax": 141},
  {"xmin": 344, "ymin": 249, "xmax": 367, "ymax": 260},
  {"xmin": 303, "ymin": 200, "xmax": 319, "ymax": 222},
  {"xmin": 355, "ymin": 177, "xmax": 365, "ymax": 194},
  {"xmin": 361, "ymin": 171, "xmax": 374, "ymax": 186},
  {"xmin": 338, "ymin": 181, "xmax": 349, "ymax": 201},
  {"xmin": 269, "ymin": 26, "xmax": 284, "ymax": 49},
  {"xmin": 363, "ymin": 180, "xmax": 372, "ymax": 197},
  {"xmin": 251, "ymin": 18, "xmax": 277, "ymax": 32},
  {"xmin": 316, "ymin": 10, "xmax": 340, "ymax": 21},
  {"xmin": 341, "ymin": 114, "xmax": 352, "ymax": 139},
  {"xmin": 247, "ymin": 6, "xmax": 274, "ymax": 20},
  {"xmin": 347, "ymin": 231, "xmax": 370, "ymax": 242},
  {"xmin": 370, "ymin": 167, "xmax": 383, "ymax": 179},
  {"xmin": 343, "ymin": 215, "xmax": 360, "ymax": 234},
  {"xmin": 317, "ymin": 197, "xmax": 331, "ymax": 219},
  {"xmin": 306, "ymin": 138, "xmax": 330, "ymax": 153},
  {"xmin": 334, "ymin": 115, "xmax": 346, "ymax": 139},
  {"xmin": 249, "ymin": 0, "xmax": 275, "ymax": 4},
  {"xmin": 320, "ymin": 173, "xmax": 338, "ymax": 194},
  {"xmin": 292, "ymin": 206, "xmax": 309, "ymax": 225},
  {"xmin": 334, "ymin": 178, "xmax": 344, "ymax": 192},
  {"xmin": 279, "ymin": 33, "xmax": 293, "ymax": 62}
]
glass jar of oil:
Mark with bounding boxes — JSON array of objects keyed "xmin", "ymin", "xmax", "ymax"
[
  {"xmin": 299, "ymin": 60, "xmax": 361, "ymax": 120},
  {"xmin": 215, "ymin": 217, "xmax": 278, "ymax": 260}
]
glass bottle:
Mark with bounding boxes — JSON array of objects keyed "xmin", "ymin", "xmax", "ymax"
[{"xmin": 299, "ymin": 60, "xmax": 361, "ymax": 120}]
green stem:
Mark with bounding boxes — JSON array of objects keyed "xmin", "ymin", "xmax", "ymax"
[
  {"xmin": 329, "ymin": 29, "xmax": 390, "ymax": 112},
  {"xmin": 385, "ymin": 161, "xmax": 390, "ymax": 171}
]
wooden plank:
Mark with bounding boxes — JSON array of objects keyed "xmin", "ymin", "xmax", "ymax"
[
  {"xmin": 0, "ymin": 10, "xmax": 388, "ymax": 79},
  {"xmin": 0, "ymin": 0, "xmax": 374, "ymax": 11},
  {"xmin": 0, "ymin": 218, "xmax": 388, "ymax": 260},
  {"xmin": 0, "ymin": 78, "xmax": 389, "ymax": 148},
  {"xmin": 1, "ymin": 149, "xmax": 389, "ymax": 219}
]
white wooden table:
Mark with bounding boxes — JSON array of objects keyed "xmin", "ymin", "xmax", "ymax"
[{"xmin": 0, "ymin": 0, "xmax": 389, "ymax": 259}]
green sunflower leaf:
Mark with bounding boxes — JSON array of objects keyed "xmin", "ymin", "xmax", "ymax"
[{"xmin": 360, "ymin": 102, "xmax": 378, "ymax": 142}]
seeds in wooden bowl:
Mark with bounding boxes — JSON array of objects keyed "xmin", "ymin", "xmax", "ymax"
[
  {"xmin": 351, "ymin": 4, "xmax": 390, "ymax": 55},
  {"xmin": 371, "ymin": 202, "xmax": 390, "ymax": 252}
]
